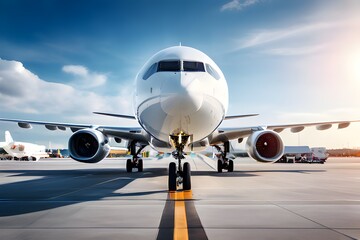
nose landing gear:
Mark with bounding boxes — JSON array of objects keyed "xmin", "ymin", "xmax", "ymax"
[{"xmin": 168, "ymin": 133, "xmax": 192, "ymax": 191}]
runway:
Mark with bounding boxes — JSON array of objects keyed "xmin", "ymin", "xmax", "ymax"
[{"xmin": 0, "ymin": 156, "xmax": 359, "ymax": 240}]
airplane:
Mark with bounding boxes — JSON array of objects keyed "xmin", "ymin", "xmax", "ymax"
[
  {"xmin": 0, "ymin": 131, "xmax": 49, "ymax": 161},
  {"xmin": 0, "ymin": 142, "xmax": 8, "ymax": 159},
  {"xmin": 0, "ymin": 46, "xmax": 359, "ymax": 190}
]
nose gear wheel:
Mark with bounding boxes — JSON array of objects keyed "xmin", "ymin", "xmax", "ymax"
[{"xmin": 168, "ymin": 132, "xmax": 192, "ymax": 191}]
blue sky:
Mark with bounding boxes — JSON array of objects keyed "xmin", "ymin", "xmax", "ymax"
[{"xmin": 0, "ymin": 0, "xmax": 360, "ymax": 149}]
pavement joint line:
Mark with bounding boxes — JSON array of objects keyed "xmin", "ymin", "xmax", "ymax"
[
  {"xmin": 46, "ymin": 176, "xmax": 130, "ymax": 200},
  {"xmin": 191, "ymin": 157, "xmax": 198, "ymax": 170},
  {"xmin": 1, "ymin": 227, "xmax": 360, "ymax": 230},
  {"xmin": 196, "ymin": 154, "xmax": 216, "ymax": 170},
  {"xmin": 271, "ymin": 202, "xmax": 358, "ymax": 240},
  {"xmin": 1, "ymin": 174, "xmax": 91, "ymax": 188}
]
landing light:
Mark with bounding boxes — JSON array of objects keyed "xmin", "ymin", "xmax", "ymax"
[{"xmin": 170, "ymin": 132, "xmax": 190, "ymax": 152}]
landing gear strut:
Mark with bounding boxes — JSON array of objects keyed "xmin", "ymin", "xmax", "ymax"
[
  {"xmin": 126, "ymin": 141, "xmax": 146, "ymax": 172},
  {"xmin": 214, "ymin": 142, "xmax": 234, "ymax": 173},
  {"xmin": 168, "ymin": 133, "xmax": 191, "ymax": 191}
]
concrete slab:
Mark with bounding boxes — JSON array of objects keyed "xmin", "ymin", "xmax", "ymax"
[{"xmin": 0, "ymin": 156, "xmax": 359, "ymax": 239}]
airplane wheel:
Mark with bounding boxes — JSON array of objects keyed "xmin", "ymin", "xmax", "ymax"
[
  {"xmin": 126, "ymin": 159, "xmax": 132, "ymax": 172},
  {"xmin": 217, "ymin": 160, "xmax": 222, "ymax": 173},
  {"xmin": 228, "ymin": 160, "xmax": 234, "ymax": 172},
  {"xmin": 168, "ymin": 162, "xmax": 177, "ymax": 191},
  {"xmin": 183, "ymin": 162, "xmax": 191, "ymax": 190},
  {"xmin": 138, "ymin": 159, "xmax": 143, "ymax": 172}
]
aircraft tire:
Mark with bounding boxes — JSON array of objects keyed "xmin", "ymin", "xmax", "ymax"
[
  {"xmin": 168, "ymin": 162, "xmax": 177, "ymax": 191},
  {"xmin": 183, "ymin": 162, "xmax": 191, "ymax": 190},
  {"xmin": 126, "ymin": 159, "xmax": 132, "ymax": 172},
  {"xmin": 228, "ymin": 160, "xmax": 234, "ymax": 172},
  {"xmin": 138, "ymin": 159, "xmax": 143, "ymax": 172},
  {"xmin": 217, "ymin": 160, "xmax": 223, "ymax": 173}
]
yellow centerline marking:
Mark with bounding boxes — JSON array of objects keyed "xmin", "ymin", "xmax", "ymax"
[
  {"xmin": 174, "ymin": 200, "xmax": 188, "ymax": 240},
  {"xmin": 170, "ymin": 190, "xmax": 192, "ymax": 240}
]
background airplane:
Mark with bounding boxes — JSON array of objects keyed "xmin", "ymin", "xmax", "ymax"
[
  {"xmin": 0, "ymin": 46, "xmax": 358, "ymax": 191},
  {"xmin": 0, "ymin": 131, "xmax": 48, "ymax": 161}
]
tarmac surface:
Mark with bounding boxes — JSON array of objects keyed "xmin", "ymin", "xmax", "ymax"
[{"xmin": 0, "ymin": 155, "xmax": 359, "ymax": 240}]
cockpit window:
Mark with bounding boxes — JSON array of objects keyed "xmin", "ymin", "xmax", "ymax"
[
  {"xmin": 183, "ymin": 61, "xmax": 205, "ymax": 72},
  {"xmin": 158, "ymin": 60, "xmax": 181, "ymax": 72},
  {"xmin": 143, "ymin": 62, "xmax": 158, "ymax": 80},
  {"xmin": 205, "ymin": 63, "xmax": 221, "ymax": 80},
  {"xmin": 142, "ymin": 60, "xmax": 212, "ymax": 80}
]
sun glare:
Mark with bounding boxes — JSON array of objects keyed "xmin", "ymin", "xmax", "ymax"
[
  {"xmin": 354, "ymin": 56, "xmax": 360, "ymax": 81},
  {"xmin": 351, "ymin": 51, "xmax": 360, "ymax": 80},
  {"xmin": 345, "ymin": 48, "xmax": 360, "ymax": 85}
]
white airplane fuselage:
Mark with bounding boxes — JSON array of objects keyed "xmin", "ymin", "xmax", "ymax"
[
  {"xmin": 134, "ymin": 46, "xmax": 228, "ymax": 150},
  {"xmin": 2, "ymin": 141, "xmax": 48, "ymax": 160}
]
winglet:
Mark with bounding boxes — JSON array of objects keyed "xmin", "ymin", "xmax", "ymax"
[
  {"xmin": 224, "ymin": 114, "xmax": 259, "ymax": 120},
  {"xmin": 5, "ymin": 131, "xmax": 14, "ymax": 143},
  {"xmin": 93, "ymin": 112, "xmax": 136, "ymax": 120}
]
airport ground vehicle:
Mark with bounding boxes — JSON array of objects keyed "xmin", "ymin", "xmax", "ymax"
[
  {"xmin": 277, "ymin": 146, "xmax": 312, "ymax": 163},
  {"xmin": 277, "ymin": 146, "xmax": 327, "ymax": 164},
  {"xmin": 311, "ymin": 147, "xmax": 328, "ymax": 163}
]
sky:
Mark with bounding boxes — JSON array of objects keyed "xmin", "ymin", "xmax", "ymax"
[{"xmin": 0, "ymin": 0, "xmax": 360, "ymax": 149}]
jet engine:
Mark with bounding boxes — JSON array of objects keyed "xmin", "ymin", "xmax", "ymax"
[
  {"xmin": 246, "ymin": 130, "xmax": 284, "ymax": 162},
  {"xmin": 68, "ymin": 128, "xmax": 110, "ymax": 163}
]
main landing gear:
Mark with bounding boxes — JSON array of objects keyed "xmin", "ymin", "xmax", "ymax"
[
  {"xmin": 126, "ymin": 141, "xmax": 146, "ymax": 172},
  {"xmin": 168, "ymin": 133, "xmax": 191, "ymax": 191},
  {"xmin": 214, "ymin": 142, "xmax": 234, "ymax": 173}
]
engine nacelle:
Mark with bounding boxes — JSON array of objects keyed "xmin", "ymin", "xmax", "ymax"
[
  {"xmin": 246, "ymin": 130, "xmax": 284, "ymax": 162},
  {"xmin": 68, "ymin": 128, "xmax": 110, "ymax": 163}
]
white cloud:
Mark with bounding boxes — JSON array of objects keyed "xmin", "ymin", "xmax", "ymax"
[
  {"xmin": 62, "ymin": 64, "xmax": 107, "ymax": 88},
  {"xmin": 233, "ymin": 7, "xmax": 360, "ymax": 53},
  {"xmin": 221, "ymin": 0, "xmax": 259, "ymax": 12},
  {"xmin": 0, "ymin": 58, "xmax": 133, "ymax": 118},
  {"xmin": 62, "ymin": 65, "xmax": 88, "ymax": 76},
  {"xmin": 236, "ymin": 21, "xmax": 336, "ymax": 50},
  {"xmin": 262, "ymin": 44, "xmax": 328, "ymax": 56}
]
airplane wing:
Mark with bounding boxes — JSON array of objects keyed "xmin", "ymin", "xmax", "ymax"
[
  {"xmin": 0, "ymin": 118, "xmax": 146, "ymax": 143},
  {"xmin": 210, "ymin": 120, "xmax": 360, "ymax": 145},
  {"xmin": 93, "ymin": 112, "xmax": 136, "ymax": 119},
  {"xmin": 224, "ymin": 114, "xmax": 259, "ymax": 120},
  {"xmin": 94, "ymin": 112, "xmax": 260, "ymax": 120}
]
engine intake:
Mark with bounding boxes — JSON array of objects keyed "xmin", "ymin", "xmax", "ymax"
[
  {"xmin": 68, "ymin": 129, "xmax": 110, "ymax": 163},
  {"xmin": 246, "ymin": 130, "xmax": 284, "ymax": 162}
]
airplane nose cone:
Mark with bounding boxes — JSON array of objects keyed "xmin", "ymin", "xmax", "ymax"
[
  {"xmin": 161, "ymin": 92, "xmax": 203, "ymax": 116},
  {"xmin": 160, "ymin": 73, "xmax": 203, "ymax": 116}
]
